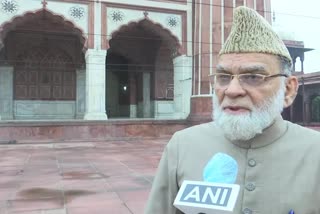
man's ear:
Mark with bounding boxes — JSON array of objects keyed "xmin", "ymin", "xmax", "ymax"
[{"xmin": 284, "ymin": 76, "xmax": 299, "ymax": 108}]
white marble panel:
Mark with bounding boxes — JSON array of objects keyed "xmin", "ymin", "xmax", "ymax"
[
  {"xmin": 45, "ymin": 1, "xmax": 88, "ymax": 34},
  {"xmin": 173, "ymin": 55, "xmax": 192, "ymax": 119},
  {"xmin": 130, "ymin": 104, "xmax": 137, "ymax": 118},
  {"xmin": 84, "ymin": 49, "xmax": 107, "ymax": 120},
  {"xmin": 102, "ymin": 0, "xmax": 188, "ymax": 11},
  {"xmin": 107, "ymin": 7, "xmax": 182, "ymax": 43},
  {"xmin": 154, "ymin": 100, "xmax": 175, "ymax": 119},
  {"xmin": 0, "ymin": 0, "xmax": 39, "ymax": 24},
  {"xmin": 76, "ymin": 69, "xmax": 86, "ymax": 119},
  {"xmin": 157, "ymin": 101, "xmax": 174, "ymax": 113},
  {"xmin": 14, "ymin": 100, "xmax": 75, "ymax": 120},
  {"xmin": 0, "ymin": 66, "xmax": 13, "ymax": 120},
  {"xmin": 0, "ymin": 0, "xmax": 88, "ymax": 34}
]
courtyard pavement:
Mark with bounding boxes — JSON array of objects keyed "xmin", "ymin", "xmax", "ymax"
[{"xmin": 0, "ymin": 138, "xmax": 168, "ymax": 214}]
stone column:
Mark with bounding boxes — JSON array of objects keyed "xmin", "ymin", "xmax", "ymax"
[
  {"xmin": 143, "ymin": 72, "xmax": 151, "ymax": 118},
  {"xmin": 129, "ymin": 72, "xmax": 137, "ymax": 118},
  {"xmin": 0, "ymin": 66, "xmax": 14, "ymax": 120},
  {"xmin": 292, "ymin": 57, "xmax": 296, "ymax": 72},
  {"xmin": 173, "ymin": 55, "xmax": 192, "ymax": 119},
  {"xmin": 300, "ymin": 54, "xmax": 305, "ymax": 73},
  {"xmin": 84, "ymin": 49, "xmax": 108, "ymax": 120},
  {"xmin": 76, "ymin": 68, "xmax": 86, "ymax": 119}
]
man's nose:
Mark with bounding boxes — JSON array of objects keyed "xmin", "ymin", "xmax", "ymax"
[{"xmin": 224, "ymin": 77, "xmax": 246, "ymax": 97}]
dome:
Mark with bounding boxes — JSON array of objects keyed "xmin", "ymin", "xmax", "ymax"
[
  {"xmin": 273, "ymin": 25, "xmax": 297, "ymax": 41},
  {"xmin": 272, "ymin": 11, "xmax": 300, "ymax": 41}
]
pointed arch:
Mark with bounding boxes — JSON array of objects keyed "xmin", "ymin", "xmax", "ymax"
[
  {"xmin": 0, "ymin": 9, "xmax": 87, "ymax": 51},
  {"xmin": 107, "ymin": 18, "xmax": 182, "ymax": 56}
]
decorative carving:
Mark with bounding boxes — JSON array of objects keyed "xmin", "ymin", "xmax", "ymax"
[
  {"xmin": 109, "ymin": 10, "xmax": 124, "ymax": 22},
  {"xmin": 14, "ymin": 48, "xmax": 76, "ymax": 100},
  {"xmin": 166, "ymin": 83, "xmax": 174, "ymax": 99},
  {"xmin": 69, "ymin": 6, "xmax": 85, "ymax": 20},
  {"xmin": 166, "ymin": 16, "xmax": 179, "ymax": 28},
  {"xmin": 143, "ymin": 11, "xmax": 149, "ymax": 18},
  {"xmin": 41, "ymin": 0, "xmax": 47, "ymax": 10},
  {"xmin": 1, "ymin": 0, "xmax": 18, "ymax": 14}
]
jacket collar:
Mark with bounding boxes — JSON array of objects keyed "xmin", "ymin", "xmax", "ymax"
[{"xmin": 227, "ymin": 115, "xmax": 288, "ymax": 149}]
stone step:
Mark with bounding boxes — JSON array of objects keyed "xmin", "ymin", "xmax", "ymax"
[{"xmin": 0, "ymin": 119, "xmax": 189, "ymax": 144}]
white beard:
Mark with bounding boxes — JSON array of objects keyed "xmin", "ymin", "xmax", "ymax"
[{"xmin": 212, "ymin": 83, "xmax": 285, "ymax": 141}]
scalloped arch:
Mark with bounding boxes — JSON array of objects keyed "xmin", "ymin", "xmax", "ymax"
[
  {"xmin": 0, "ymin": 9, "xmax": 87, "ymax": 51},
  {"xmin": 108, "ymin": 18, "xmax": 182, "ymax": 55}
]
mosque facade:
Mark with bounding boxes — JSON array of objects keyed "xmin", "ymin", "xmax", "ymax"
[{"xmin": 0, "ymin": 0, "xmax": 292, "ymax": 122}]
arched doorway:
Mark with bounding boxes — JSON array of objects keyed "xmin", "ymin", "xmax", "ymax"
[
  {"xmin": 106, "ymin": 19, "xmax": 180, "ymax": 118},
  {"xmin": 311, "ymin": 95, "xmax": 320, "ymax": 122},
  {"xmin": 0, "ymin": 10, "xmax": 86, "ymax": 120}
]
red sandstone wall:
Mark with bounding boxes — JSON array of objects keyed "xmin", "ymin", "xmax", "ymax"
[
  {"xmin": 192, "ymin": 0, "xmax": 271, "ymax": 95},
  {"xmin": 189, "ymin": 0, "xmax": 271, "ymax": 123}
]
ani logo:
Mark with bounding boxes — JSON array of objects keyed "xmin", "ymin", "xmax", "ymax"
[
  {"xmin": 167, "ymin": 16, "xmax": 179, "ymax": 28},
  {"xmin": 110, "ymin": 10, "xmax": 124, "ymax": 23},
  {"xmin": 1, "ymin": 0, "xmax": 18, "ymax": 14},
  {"xmin": 69, "ymin": 6, "xmax": 85, "ymax": 20}
]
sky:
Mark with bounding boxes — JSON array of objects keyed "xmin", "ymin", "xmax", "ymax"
[{"xmin": 272, "ymin": 0, "xmax": 320, "ymax": 73}]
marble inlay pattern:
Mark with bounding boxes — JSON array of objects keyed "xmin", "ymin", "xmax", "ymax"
[
  {"xmin": 69, "ymin": 6, "xmax": 85, "ymax": 20},
  {"xmin": 166, "ymin": 16, "xmax": 179, "ymax": 28},
  {"xmin": 109, "ymin": 10, "xmax": 125, "ymax": 23},
  {"xmin": 1, "ymin": 0, "xmax": 19, "ymax": 14}
]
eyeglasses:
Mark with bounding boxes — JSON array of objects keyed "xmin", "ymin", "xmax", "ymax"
[{"xmin": 209, "ymin": 73, "xmax": 288, "ymax": 88}]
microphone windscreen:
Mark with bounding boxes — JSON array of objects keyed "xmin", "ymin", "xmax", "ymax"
[{"xmin": 203, "ymin": 153, "xmax": 238, "ymax": 184}]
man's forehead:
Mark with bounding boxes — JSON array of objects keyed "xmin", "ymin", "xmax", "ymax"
[
  {"xmin": 218, "ymin": 52, "xmax": 278, "ymax": 61},
  {"xmin": 216, "ymin": 53, "xmax": 279, "ymax": 72},
  {"xmin": 216, "ymin": 64, "xmax": 267, "ymax": 73}
]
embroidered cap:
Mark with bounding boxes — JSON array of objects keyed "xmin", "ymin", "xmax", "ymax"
[{"xmin": 219, "ymin": 6, "xmax": 292, "ymax": 64}]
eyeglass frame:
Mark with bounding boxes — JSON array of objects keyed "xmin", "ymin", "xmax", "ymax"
[{"xmin": 208, "ymin": 72, "xmax": 288, "ymax": 88}]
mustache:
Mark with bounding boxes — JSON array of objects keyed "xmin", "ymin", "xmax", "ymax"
[
  {"xmin": 213, "ymin": 96, "xmax": 253, "ymax": 110},
  {"xmin": 212, "ymin": 87, "xmax": 286, "ymax": 115},
  {"xmin": 220, "ymin": 103, "xmax": 252, "ymax": 110}
]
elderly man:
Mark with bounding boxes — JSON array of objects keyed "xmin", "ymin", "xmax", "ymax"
[{"xmin": 145, "ymin": 6, "xmax": 320, "ymax": 214}]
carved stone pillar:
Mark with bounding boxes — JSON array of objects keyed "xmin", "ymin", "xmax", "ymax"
[
  {"xmin": 84, "ymin": 49, "xmax": 108, "ymax": 120},
  {"xmin": 76, "ymin": 69, "xmax": 86, "ymax": 119}
]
